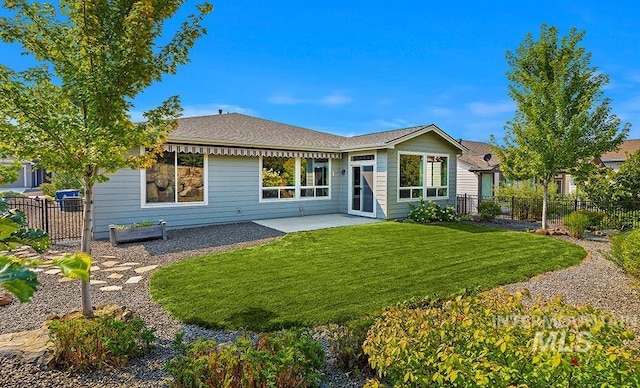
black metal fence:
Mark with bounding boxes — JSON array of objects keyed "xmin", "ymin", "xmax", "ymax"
[
  {"xmin": 3, "ymin": 196, "xmax": 83, "ymax": 243},
  {"xmin": 457, "ymin": 194, "xmax": 640, "ymax": 230}
]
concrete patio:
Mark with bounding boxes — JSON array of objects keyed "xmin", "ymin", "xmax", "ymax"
[{"xmin": 253, "ymin": 213, "xmax": 383, "ymax": 233}]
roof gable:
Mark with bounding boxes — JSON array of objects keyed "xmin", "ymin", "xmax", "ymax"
[
  {"xmin": 600, "ymin": 139, "xmax": 640, "ymax": 161},
  {"xmin": 458, "ymin": 140, "xmax": 500, "ymax": 170}
]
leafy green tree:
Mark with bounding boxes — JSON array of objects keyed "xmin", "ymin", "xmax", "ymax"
[
  {"xmin": 0, "ymin": 0, "xmax": 212, "ymax": 316},
  {"xmin": 491, "ymin": 25, "xmax": 629, "ymax": 229},
  {"xmin": 0, "ymin": 198, "xmax": 90, "ymax": 302},
  {"xmin": 0, "ymin": 159, "xmax": 22, "ymax": 186},
  {"xmin": 581, "ymin": 150, "xmax": 640, "ymax": 206}
]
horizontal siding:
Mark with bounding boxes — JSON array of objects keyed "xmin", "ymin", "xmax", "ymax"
[
  {"xmin": 93, "ymin": 155, "xmax": 346, "ymax": 239},
  {"xmin": 375, "ymin": 150, "xmax": 387, "ymax": 219},
  {"xmin": 456, "ymin": 161, "xmax": 478, "ymax": 196},
  {"xmin": 386, "ymin": 132, "xmax": 459, "ymax": 219}
]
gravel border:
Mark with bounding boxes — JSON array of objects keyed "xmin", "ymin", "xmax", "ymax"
[{"xmin": 2, "ymin": 220, "xmax": 638, "ymax": 387}]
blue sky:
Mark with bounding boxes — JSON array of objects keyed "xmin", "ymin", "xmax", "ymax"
[{"xmin": 3, "ymin": 1, "xmax": 640, "ymax": 141}]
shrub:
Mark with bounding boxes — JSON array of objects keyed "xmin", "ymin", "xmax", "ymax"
[
  {"xmin": 166, "ymin": 329, "xmax": 325, "ymax": 388},
  {"xmin": 328, "ymin": 316, "xmax": 376, "ymax": 375},
  {"xmin": 407, "ymin": 198, "xmax": 458, "ymax": 223},
  {"xmin": 48, "ymin": 313, "xmax": 156, "ymax": 371},
  {"xmin": 363, "ymin": 290, "xmax": 640, "ymax": 387},
  {"xmin": 609, "ymin": 229, "xmax": 640, "ymax": 278},
  {"xmin": 564, "ymin": 211, "xmax": 591, "ymax": 238},
  {"xmin": 477, "ymin": 201, "xmax": 502, "ymax": 221},
  {"xmin": 600, "ymin": 210, "xmax": 640, "ymax": 231},
  {"xmin": 39, "ymin": 182, "xmax": 57, "ymax": 197},
  {"xmin": 575, "ymin": 209, "xmax": 605, "ymax": 230},
  {"xmin": 0, "ymin": 191, "xmax": 28, "ymax": 198}
]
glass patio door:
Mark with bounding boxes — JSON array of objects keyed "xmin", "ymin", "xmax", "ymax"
[{"xmin": 349, "ymin": 164, "xmax": 375, "ymax": 217}]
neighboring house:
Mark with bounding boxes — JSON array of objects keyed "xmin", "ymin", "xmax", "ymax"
[
  {"xmin": 0, "ymin": 158, "xmax": 47, "ymax": 190},
  {"xmin": 456, "ymin": 140, "xmax": 501, "ymax": 198},
  {"xmin": 92, "ymin": 113, "xmax": 467, "ymax": 239},
  {"xmin": 597, "ymin": 139, "xmax": 640, "ymax": 170}
]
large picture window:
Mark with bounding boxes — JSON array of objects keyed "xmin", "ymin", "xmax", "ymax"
[
  {"xmin": 145, "ymin": 151, "xmax": 206, "ymax": 204},
  {"xmin": 398, "ymin": 152, "xmax": 448, "ymax": 200},
  {"xmin": 261, "ymin": 157, "xmax": 331, "ymax": 200}
]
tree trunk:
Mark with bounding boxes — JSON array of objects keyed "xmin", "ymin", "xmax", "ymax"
[
  {"xmin": 542, "ymin": 180, "xmax": 549, "ymax": 230},
  {"xmin": 80, "ymin": 179, "xmax": 94, "ymax": 318}
]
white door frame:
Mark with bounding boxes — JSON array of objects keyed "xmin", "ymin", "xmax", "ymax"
[{"xmin": 348, "ymin": 153, "xmax": 377, "ymax": 218}]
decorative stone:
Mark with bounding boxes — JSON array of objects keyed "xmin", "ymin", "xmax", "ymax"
[
  {"xmin": 99, "ymin": 285, "xmax": 122, "ymax": 291},
  {"xmin": 90, "ymin": 280, "xmax": 107, "ymax": 285},
  {"xmin": 99, "ymin": 256, "xmax": 117, "ymax": 259},
  {"xmin": 0, "ymin": 291, "xmax": 13, "ymax": 306},
  {"xmin": 43, "ymin": 269, "xmax": 61, "ymax": 275},
  {"xmin": 534, "ymin": 228, "xmax": 548, "ymax": 235},
  {"xmin": 134, "ymin": 265, "xmax": 158, "ymax": 274},
  {"xmin": 58, "ymin": 277, "xmax": 74, "ymax": 283},
  {"xmin": 103, "ymin": 266, "xmax": 132, "ymax": 272},
  {"xmin": 90, "ymin": 266, "xmax": 101, "ymax": 272},
  {"xmin": 101, "ymin": 260, "xmax": 118, "ymax": 267},
  {"xmin": 107, "ymin": 273, "xmax": 124, "ymax": 279},
  {"xmin": 121, "ymin": 262, "xmax": 140, "ymax": 266},
  {"xmin": 0, "ymin": 328, "xmax": 55, "ymax": 369},
  {"xmin": 125, "ymin": 276, "xmax": 143, "ymax": 284}
]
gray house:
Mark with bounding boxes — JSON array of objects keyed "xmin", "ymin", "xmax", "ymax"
[
  {"xmin": 93, "ymin": 113, "xmax": 466, "ymax": 239},
  {"xmin": 0, "ymin": 158, "xmax": 47, "ymax": 190}
]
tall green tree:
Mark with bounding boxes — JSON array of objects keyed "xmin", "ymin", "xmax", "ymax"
[
  {"xmin": 581, "ymin": 150, "xmax": 640, "ymax": 206},
  {"xmin": 0, "ymin": 0, "xmax": 212, "ymax": 316},
  {"xmin": 491, "ymin": 24, "xmax": 629, "ymax": 230}
]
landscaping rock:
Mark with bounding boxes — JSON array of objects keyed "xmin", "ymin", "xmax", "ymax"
[
  {"xmin": 0, "ymin": 328, "xmax": 54, "ymax": 369},
  {"xmin": 0, "ymin": 291, "xmax": 13, "ymax": 306},
  {"xmin": 534, "ymin": 228, "xmax": 548, "ymax": 235}
]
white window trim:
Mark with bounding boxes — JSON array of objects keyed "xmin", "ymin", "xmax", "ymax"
[
  {"xmin": 259, "ymin": 156, "xmax": 332, "ymax": 203},
  {"xmin": 140, "ymin": 150, "xmax": 209, "ymax": 208},
  {"xmin": 397, "ymin": 151, "xmax": 449, "ymax": 203}
]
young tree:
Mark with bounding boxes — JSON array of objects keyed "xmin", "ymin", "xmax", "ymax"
[
  {"xmin": 581, "ymin": 150, "xmax": 640, "ymax": 206},
  {"xmin": 491, "ymin": 24, "xmax": 629, "ymax": 230},
  {"xmin": 0, "ymin": 0, "xmax": 212, "ymax": 316}
]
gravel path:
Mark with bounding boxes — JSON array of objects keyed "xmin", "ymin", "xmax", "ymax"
[{"xmin": 1, "ymin": 219, "xmax": 638, "ymax": 387}]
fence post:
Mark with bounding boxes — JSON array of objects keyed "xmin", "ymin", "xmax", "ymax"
[
  {"xmin": 464, "ymin": 193, "xmax": 467, "ymax": 214},
  {"xmin": 574, "ymin": 199, "xmax": 578, "ymax": 212},
  {"xmin": 42, "ymin": 198, "xmax": 50, "ymax": 237},
  {"xmin": 511, "ymin": 196, "xmax": 515, "ymax": 220}
]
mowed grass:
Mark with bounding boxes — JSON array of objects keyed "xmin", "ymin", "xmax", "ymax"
[{"xmin": 150, "ymin": 222, "xmax": 585, "ymax": 331}]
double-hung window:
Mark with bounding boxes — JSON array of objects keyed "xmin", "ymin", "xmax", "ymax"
[
  {"xmin": 144, "ymin": 151, "xmax": 206, "ymax": 205},
  {"xmin": 261, "ymin": 157, "xmax": 331, "ymax": 201},
  {"xmin": 398, "ymin": 152, "xmax": 448, "ymax": 200}
]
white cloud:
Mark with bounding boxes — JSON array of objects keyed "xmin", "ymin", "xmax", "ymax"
[
  {"xmin": 267, "ymin": 91, "xmax": 353, "ymax": 107},
  {"xmin": 466, "ymin": 101, "xmax": 516, "ymax": 117},
  {"xmin": 317, "ymin": 93, "xmax": 352, "ymax": 106},
  {"xmin": 373, "ymin": 118, "xmax": 412, "ymax": 129},
  {"xmin": 267, "ymin": 94, "xmax": 308, "ymax": 105}
]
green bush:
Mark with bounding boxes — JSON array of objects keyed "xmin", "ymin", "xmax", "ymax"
[
  {"xmin": 600, "ymin": 210, "xmax": 640, "ymax": 231},
  {"xmin": 48, "ymin": 313, "xmax": 156, "ymax": 371},
  {"xmin": 0, "ymin": 191, "xmax": 28, "ymax": 198},
  {"xmin": 39, "ymin": 182, "xmax": 57, "ymax": 197},
  {"xmin": 166, "ymin": 329, "xmax": 325, "ymax": 388},
  {"xmin": 477, "ymin": 201, "xmax": 502, "ymax": 221},
  {"xmin": 564, "ymin": 211, "xmax": 590, "ymax": 238},
  {"xmin": 575, "ymin": 209, "xmax": 605, "ymax": 230},
  {"xmin": 609, "ymin": 229, "xmax": 640, "ymax": 278},
  {"xmin": 363, "ymin": 290, "xmax": 640, "ymax": 387},
  {"xmin": 328, "ymin": 316, "xmax": 376, "ymax": 376},
  {"xmin": 407, "ymin": 198, "xmax": 458, "ymax": 223}
]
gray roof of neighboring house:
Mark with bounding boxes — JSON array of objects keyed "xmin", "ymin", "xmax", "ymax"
[
  {"xmin": 600, "ymin": 139, "xmax": 640, "ymax": 161},
  {"xmin": 458, "ymin": 140, "xmax": 500, "ymax": 171},
  {"xmin": 169, "ymin": 113, "xmax": 467, "ymax": 152}
]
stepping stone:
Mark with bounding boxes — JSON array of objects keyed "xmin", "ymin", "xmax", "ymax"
[
  {"xmin": 107, "ymin": 273, "xmax": 124, "ymax": 279},
  {"xmin": 121, "ymin": 262, "xmax": 140, "ymax": 266},
  {"xmin": 90, "ymin": 266, "xmax": 101, "ymax": 272},
  {"xmin": 99, "ymin": 256, "xmax": 117, "ymax": 259},
  {"xmin": 43, "ymin": 269, "xmax": 61, "ymax": 275},
  {"xmin": 125, "ymin": 276, "xmax": 143, "ymax": 284},
  {"xmin": 33, "ymin": 268, "xmax": 44, "ymax": 273},
  {"xmin": 103, "ymin": 266, "xmax": 131, "ymax": 272},
  {"xmin": 58, "ymin": 277, "xmax": 74, "ymax": 283},
  {"xmin": 99, "ymin": 285, "xmax": 122, "ymax": 292},
  {"xmin": 101, "ymin": 260, "xmax": 118, "ymax": 267},
  {"xmin": 90, "ymin": 280, "xmax": 107, "ymax": 285},
  {"xmin": 134, "ymin": 265, "xmax": 158, "ymax": 274}
]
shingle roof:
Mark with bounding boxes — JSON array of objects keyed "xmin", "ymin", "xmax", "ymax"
[
  {"xmin": 170, "ymin": 113, "xmax": 345, "ymax": 151},
  {"xmin": 168, "ymin": 113, "xmax": 466, "ymax": 152},
  {"xmin": 458, "ymin": 140, "xmax": 500, "ymax": 171},
  {"xmin": 600, "ymin": 139, "xmax": 640, "ymax": 161}
]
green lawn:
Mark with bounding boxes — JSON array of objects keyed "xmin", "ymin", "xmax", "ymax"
[{"xmin": 150, "ymin": 222, "xmax": 585, "ymax": 331}]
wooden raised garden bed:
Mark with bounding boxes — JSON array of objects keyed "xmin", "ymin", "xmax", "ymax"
[{"xmin": 109, "ymin": 220, "xmax": 167, "ymax": 246}]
